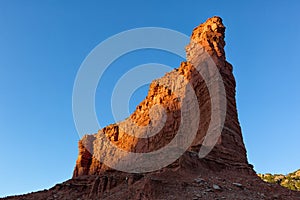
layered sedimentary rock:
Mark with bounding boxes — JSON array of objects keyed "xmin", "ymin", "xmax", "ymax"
[{"xmin": 73, "ymin": 16, "xmax": 251, "ymax": 177}]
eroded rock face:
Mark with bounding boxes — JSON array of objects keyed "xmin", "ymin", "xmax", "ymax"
[{"xmin": 73, "ymin": 16, "xmax": 251, "ymax": 178}]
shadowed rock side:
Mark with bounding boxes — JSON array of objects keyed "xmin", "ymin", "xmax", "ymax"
[{"xmin": 2, "ymin": 17, "xmax": 300, "ymax": 200}]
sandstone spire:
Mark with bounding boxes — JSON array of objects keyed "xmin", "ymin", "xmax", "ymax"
[{"xmin": 73, "ymin": 16, "xmax": 251, "ymax": 177}]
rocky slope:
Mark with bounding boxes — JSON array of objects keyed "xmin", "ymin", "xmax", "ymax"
[
  {"xmin": 2, "ymin": 16, "xmax": 299, "ymax": 200},
  {"xmin": 258, "ymin": 169, "xmax": 300, "ymax": 191}
]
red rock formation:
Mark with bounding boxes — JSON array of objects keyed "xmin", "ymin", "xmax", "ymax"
[{"xmin": 73, "ymin": 16, "xmax": 251, "ymax": 178}]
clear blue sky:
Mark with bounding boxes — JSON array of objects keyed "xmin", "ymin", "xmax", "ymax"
[{"xmin": 0, "ymin": 0, "xmax": 299, "ymax": 197}]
